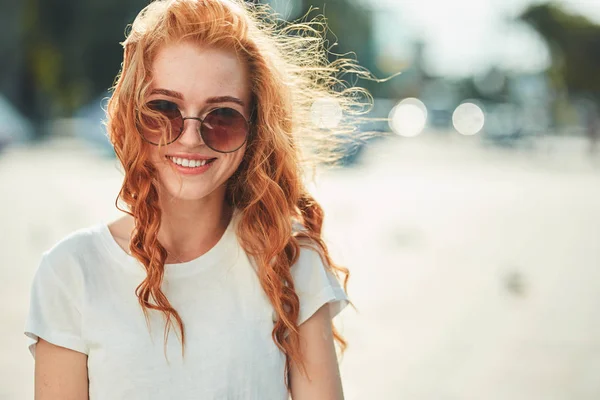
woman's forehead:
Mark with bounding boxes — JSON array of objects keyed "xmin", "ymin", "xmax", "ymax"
[{"xmin": 150, "ymin": 41, "xmax": 250, "ymax": 105}]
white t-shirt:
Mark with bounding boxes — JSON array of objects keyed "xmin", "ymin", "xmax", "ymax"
[{"xmin": 24, "ymin": 211, "xmax": 349, "ymax": 399}]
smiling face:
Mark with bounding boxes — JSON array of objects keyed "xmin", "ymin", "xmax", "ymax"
[{"xmin": 145, "ymin": 41, "xmax": 252, "ymax": 202}]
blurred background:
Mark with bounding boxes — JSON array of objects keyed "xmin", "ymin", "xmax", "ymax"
[{"xmin": 2, "ymin": 0, "xmax": 600, "ymax": 398}]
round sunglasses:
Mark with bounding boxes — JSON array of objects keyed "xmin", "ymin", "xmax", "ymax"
[{"xmin": 139, "ymin": 100, "xmax": 250, "ymax": 153}]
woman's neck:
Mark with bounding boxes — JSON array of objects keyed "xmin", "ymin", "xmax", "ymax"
[{"xmin": 157, "ymin": 191, "xmax": 234, "ymax": 264}]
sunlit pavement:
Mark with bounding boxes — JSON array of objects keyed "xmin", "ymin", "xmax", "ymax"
[{"xmin": 2, "ymin": 133, "xmax": 600, "ymax": 399}]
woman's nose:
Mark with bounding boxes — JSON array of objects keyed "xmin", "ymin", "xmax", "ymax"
[{"xmin": 177, "ymin": 118, "xmax": 205, "ymax": 147}]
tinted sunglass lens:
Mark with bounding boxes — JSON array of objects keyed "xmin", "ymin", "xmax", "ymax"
[
  {"xmin": 201, "ymin": 108, "xmax": 248, "ymax": 152},
  {"xmin": 141, "ymin": 100, "xmax": 182, "ymax": 144}
]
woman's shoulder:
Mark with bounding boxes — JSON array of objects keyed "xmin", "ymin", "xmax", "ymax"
[
  {"xmin": 44, "ymin": 223, "xmax": 106, "ymax": 257},
  {"xmin": 37, "ymin": 222, "xmax": 108, "ymax": 282}
]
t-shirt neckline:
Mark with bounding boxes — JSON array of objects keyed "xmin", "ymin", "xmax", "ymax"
[{"xmin": 96, "ymin": 209, "xmax": 240, "ymax": 278}]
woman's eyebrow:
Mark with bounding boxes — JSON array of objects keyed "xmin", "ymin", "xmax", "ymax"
[
  {"xmin": 205, "ymin": 96, "xmax": 245, "ymax": 107},
  {"xmin": 149, "ymin": 89, "xmax": 244, "ymax": 107},
  {"xmin": 150, "ymin": 88, "xmax": 184, "ymax": 99}
]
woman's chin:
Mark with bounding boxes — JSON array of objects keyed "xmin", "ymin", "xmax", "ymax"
[
  {"xmin": 163, "ymin": 188, "xmax": 214, "ymax": 202},
  {"xmin": 158, "ymin": 180, "xmax": 224, "ymax": 203}
]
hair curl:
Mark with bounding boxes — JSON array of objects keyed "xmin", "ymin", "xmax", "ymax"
[{"xmin": 106, "ymin": 0, "xmax": 372, "ymax": 390}]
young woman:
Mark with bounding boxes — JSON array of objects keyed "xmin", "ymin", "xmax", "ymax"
[{"xmin": 25, "ymin": 0, "xmax": 369, "ymax": 398}]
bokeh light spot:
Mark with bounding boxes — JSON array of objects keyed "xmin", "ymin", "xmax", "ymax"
[
  {"xmin": 389, "ymin": 98, "xmax": 427, "ymax": 137},
  {"xmin": 453, "ymin": 102, "xmax": 485, "ymax": 136}
]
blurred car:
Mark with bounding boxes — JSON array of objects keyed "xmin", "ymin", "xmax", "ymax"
[
  {"xmin": 0, "ymin": 95, "xmax": 34, "ymax": 151},
  {"xmin": 334, "ymin": 97, "xmax": 395, "ymax": 166},
  {"xmin": 74, "ymin": 93, "xmax": 116, "ymax": 157}
]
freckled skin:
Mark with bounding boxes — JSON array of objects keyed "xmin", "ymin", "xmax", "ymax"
[{"xmin": 148, "ymin": 41, "xmax": 252, "ymax": 202}]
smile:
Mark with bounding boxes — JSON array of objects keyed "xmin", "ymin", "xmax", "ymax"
[{"xmin": 166, "ymin": 156, "xmax": 216, "ymax": 168}]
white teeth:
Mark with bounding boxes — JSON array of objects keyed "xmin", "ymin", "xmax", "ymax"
[{"xmin": 168, "ymin": 156, "xmax": 211, "ymax": 168}]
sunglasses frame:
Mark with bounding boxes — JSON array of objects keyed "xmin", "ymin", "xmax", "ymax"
[{"xmin": 138, "ymin": 101, "xmax": 252, "ymax": 154}]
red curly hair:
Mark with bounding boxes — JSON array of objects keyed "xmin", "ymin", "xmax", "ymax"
[{"xmin": 106, "ymin": 0, "xmax": 372, "ymax": 390}]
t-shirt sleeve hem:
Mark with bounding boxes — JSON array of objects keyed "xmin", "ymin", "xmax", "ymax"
[
  {"xmin": 24, "ymin": 326, "xmax": 89, "ymax": 359},
  {"xmin": 297, "ymin": 285, "xmax": 349, "ymax": 326}
]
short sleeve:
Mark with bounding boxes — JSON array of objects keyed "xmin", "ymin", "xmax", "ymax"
[
  {"xmin": 291, "ymin": 246, "xmax": 349, "ymax": 326},
  {"xmin": 24, "ymin": 255, "xmax": 88, "ymax": 358}
]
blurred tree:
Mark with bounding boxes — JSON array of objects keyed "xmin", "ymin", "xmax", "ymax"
[
  {"xmin": 519, "ymin": 3, "xmax": 600, "ymax": 152},
  {"xmin": 33, "ymin": 0, "xmax": 149, "ymax": 113},
  {"xmin": 293, "ymin": 0, "xmax": 384, "ymax": 97},
  {"xmin": 2, "ymin": 0, "xmax": 148, "ymax": 134},
  {"xmin": 0, "ymin": 0, "xmax": 26, "ymax": 110}
]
